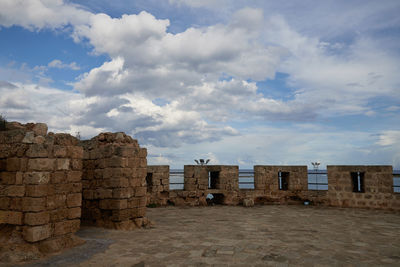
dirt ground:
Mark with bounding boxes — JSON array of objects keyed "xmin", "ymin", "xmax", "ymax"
[{"xmin": 8, "ymin": 205, "xmax": 400, "ymax": 266}]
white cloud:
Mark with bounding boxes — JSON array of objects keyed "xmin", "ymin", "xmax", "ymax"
[
  {"xmin": 0, "ymin": 0, "xmax": 91, "ymax": 30},
  {"xmin": 48, "ymin": 59, "xmax": 80, "ymax": 70}
]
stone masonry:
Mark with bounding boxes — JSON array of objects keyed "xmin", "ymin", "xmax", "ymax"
[
  {"xmin": 146, "ymin": 165, "xmax": 169, "ymax": 206},
  {"xmin": 168, "ymin": 165, "xmax": 239, "ymax": 206},
  {"xmin": 0, "ymin": 122, "xmax": 82, "ymax": 252},
  {"xmin": 327, "ymin": 165, "xmax": 400, "ymax": 210},
  {"xmin": 80, "ymin": 132, "xmax": 148, "ymax": 230},
  {"xmin": 253, "ymin": 165, "xmax": 308, "ymax": 204}
]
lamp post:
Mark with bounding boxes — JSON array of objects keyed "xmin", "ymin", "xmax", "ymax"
[
  {"xmin": 194, "ymin": 159, "xmax": 210, "ymax": 166},
  {"xmin": 311, "ymin": 161, "xmax": 320, "ymax": 190}
]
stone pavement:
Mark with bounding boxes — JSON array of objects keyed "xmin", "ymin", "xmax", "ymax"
[{"xmin": 23, "ymin": 205, "xmax": 400, "ymax": 266}]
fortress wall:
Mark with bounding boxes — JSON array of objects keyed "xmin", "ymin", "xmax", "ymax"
[
  {"xmin": 0, "ymin": 122, "xmax": 82, "ymax": 252},
  {"xmin": 146, "ymin": 165, "xmax": 169, "ymax": 206},
  {"xmin": 80, "ymin": 132, "xmax": 149, "ymax": 230},
  {"xmin": 327, "ymin": 165, "xmax": 400, "ymax": 210}
]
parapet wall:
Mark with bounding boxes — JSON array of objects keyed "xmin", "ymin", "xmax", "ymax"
[
  {"xmin": 80, "ymin": 132, "xmax": 148, "ymax": 230},
  {"xmin": 0, "ymin": 122, "xmax": 82, "ymax": 253},
  {"xmin": 146, "ymin": 165, "xmax": 169, "ymax": 206},
  {"xmin": 148, "ymin": 164, "xmax": 399, "ymax": 211},
  {"xmin": 327, "ymin": 165, "xmax": 399, "ymax": 210}
]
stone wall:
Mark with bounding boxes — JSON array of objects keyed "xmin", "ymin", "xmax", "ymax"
[
  {"xmin": 169, "ymin": 165, "xmax": 239, "ymax": 206},
  {"xmin": 0, "ymin": 122, "xmax": 82, "ymax": 252},
  {"xmin": 146, "ymin": 165, "xmax": 169, "ymax": 206},
  {"xmin": 80, "ymin": 132, "xmax": 148, "ymax": 229},
  {"xmin": 327, "ymin": 165, "xmax": 399, "ymax": 210},
  {"xmin": 253, "ymin": 165, "xmax": 308, "ymax": 204}
]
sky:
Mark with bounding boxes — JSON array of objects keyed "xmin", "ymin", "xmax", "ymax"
[{"xmin": 0, "ymin": 0, "xmax": 399, "ymax": 169}]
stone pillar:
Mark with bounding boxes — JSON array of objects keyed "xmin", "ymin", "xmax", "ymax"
[{"xmin": 81, "ymin": 132, "xmax": 148, "ymax": 229}]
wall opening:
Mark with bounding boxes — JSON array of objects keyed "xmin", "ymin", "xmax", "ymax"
[
  {"xmin": 351, "ymin": 171, "xmax": 365, "ymax": 193},
  {"xmin": 208, "ymin": 171, "xmax": 220, "ymax": 189},
  {"xmin": 146, "ymin": 172, "xmax": 153, "ymax": 192},
  {"xmin": 278, "ymin": 171, "xmax": 289, "ymax": 190},
  {"xmin": 206, "ymin": 193, "xmax": 224, "ymax": 205}
]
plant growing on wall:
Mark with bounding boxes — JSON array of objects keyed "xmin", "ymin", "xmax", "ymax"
[{"xmin": 0, "ymin": 114, "xmax": 6, "ymax": 131}]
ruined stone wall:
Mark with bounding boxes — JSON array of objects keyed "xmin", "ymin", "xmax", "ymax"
[
  {"xmin": 0, "ymin": 122, "xmax": 82, "ymax": 252},
  {"xmin": 146, "ymin": 165, "xmax": 169, "ymax": 206},
  {"xmin": 253, "ymin": 166, "xmax": 308, "ymax": 204},
  {"xmin": 327, "ymin": 165, "xmax": 399, "ymax": 210},
  {"xmin": 80, "ymin": 132, "xmax": 148, "ymax": 229}
]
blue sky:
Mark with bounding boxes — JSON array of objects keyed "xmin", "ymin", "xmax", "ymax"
[{"xmin": 0, "ymin": 0, "xmax": 399, "ymax": 169}]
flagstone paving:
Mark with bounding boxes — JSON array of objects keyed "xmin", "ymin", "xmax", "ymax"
[{"xmin": 23, "ymin": 205, "xmax": 400, "ymax": 266}]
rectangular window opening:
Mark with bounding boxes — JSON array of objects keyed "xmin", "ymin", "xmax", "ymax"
[
  {"xmin": 208, "ymin": 171, "xmax": 219, "ymax": 189},
  {"xmin": 351, "ymin": 171, "xmax": 365, "ymax": 193},
  {"xmin": 278, "ymin": 171, "xmax": 289, "ymax": 191},
  {"xmin": 146, "ymin": 172, "xmax": 153, "ymax": 191}
]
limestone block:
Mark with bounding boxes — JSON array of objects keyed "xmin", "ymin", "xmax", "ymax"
[
  {"xmin": 95, "ymin": 188, "xmax": 112, "ymax": 199},
  {"xmin": 0, "ymin": 197, "xmax": 10, "ymax": 209},
  {"xmin": 0, "ymin": 172, "xmax": 16, "ymax": 184},
  {"xmin": 53, "ymin": 146, "xmax": 67, "ymax": 157},
  {"xmin": 112, "ymin": 188, "xmax": 133, "ymax": 198},
  {"xmin": 24, "ymin": 211, "xmax": 50, "ymax": 225},
  {"xmin": 0, "ymin": 210, "xmax": 23, "ymax": 225},
  {"xmin": 47, "ymin": 194, "xmax": 66, "ymax": 209},
  {"xmin": 243, "ymin": 198, "xmax": 255, "ymax": 207},
  {"xmin": 99, "ymin": 199, "xmax": 128, "ymax": 210},
  {"xmin": 32, "ymin": 123, "xmax": 48, "ymax": 136},
  {"xmin": 67, "ymin": 193, "xmax": 82, "ymax": 208},
  {"xmin": 49, "ymin": 208, "xmax": 68, "ymax": 222},
  {"xmin": 134, "ymin": 186, "xmax": 146, "ymax": 197},
  {"xmin": 111, "ymin": 209, "xmax": 130, "ymax": 221},
  {"xmin": 67, "ymin": 171, "xmax": 82, "ymax": 182},
  {"xmin": 24, "ymin": 172, "xmax": 50, "ymax": 184},
  {"xmin": 6, "ymin": 157, "xmax": 21, "ymax": 171},
  {"xmin": 70, "ymin": 159, "xmax": 82, "ymax": 170},
  {"xmin": 23, "ymin": 224, "xmax": 52, "ymax": 242},
  {"xmin": 56, "ymin": 159, "xmax": 70, "ymax": 170},
  {"xmin": 26, "ymin": 144, "xmax": 49, "ymax": 158},
  {"xmin": 54, "ymin": 219, "xmax": 80, "ymax": 236},
  {"xmin": 66, "ymin": 146, "xmax": 83, "ymax": 159},
  {"xmin": 22, "ymin": 197, "xmax": 47, "ymax": 212},
  {"xmin": 6, "ymin": 185, "xmax": 25, "ymax": 197},
  {"xmin": 22, "ymin": 132, "xmax": 35, "ymax": 144},
  {"xmin": 25, "ymin": 185, "xmax": 48, "ymax": 197},
  {"xmin": 67, "ymin": 207, "xmax": 81, "ymax": 219},
  {"xmin": 28, "ymin": 158, "xmax": 55, "ymax": 171}
]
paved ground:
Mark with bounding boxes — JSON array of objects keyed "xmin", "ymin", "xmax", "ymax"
[{"xmin": 23, "ymin": 205, "xmax": 400, "ymax": 266}]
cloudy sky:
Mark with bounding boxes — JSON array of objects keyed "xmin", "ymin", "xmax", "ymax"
[{"xmin": 0, "ymin": 0, "xmax": 399, "ymax": 169}]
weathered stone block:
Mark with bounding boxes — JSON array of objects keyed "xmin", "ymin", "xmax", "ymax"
[
  {"xmin": 67, "ymin": 171, "xmax": 82, "ymax": 182},
  {"xmin": 22, "ymin": 197, "xmax": 46, "ymax": 212},
  {"xmin": 49, "ymin": 208, "xmax": 68, "ymax": 222},
  {"xmin": 67, "ymin": 193, "xmax": 82, "ymax": 208},
  {"xmin": 28, "ymin": 158, "xmax": 55, "ymax": 171},
  {"xmin": 0, "ymin": 210, "xmax": 23, "ymax": 225},
  {"xmin": 53, "ymin": 146, "xmax": 67, "ymax": 157},
  {"xmin": 26, "ymin": 144, "xmax": 49, "ymax": 158},
  {"xmin": 23, "ymin": 224, "xmax": 51, "ymax": 242},
  {"xmin": 47, "ymin": 194, "xmax": 66, "ymax": 209},
  {"xmin": 99, "ymin": 199, "xmax": 128, "ymax": 210},
  {"xmin": 6, "ymin": 157, "xmax": 20, "ymax": 171},
  {"xmin": 6, "ymin": 185, "xmax": 25, "ymax": 197},
  {"xmin": 24, "ymin": 172, "xmax": 50, "ymax": 184},
  {"xmin": 25, "ymin": 184, "xmax": 48, "ymax": 197},
  {"xmin": 67, "ymin": 207, "xmax": 81, "ymax": 219},
  {"xmin": 67, "ymin": 146, "xmax": 83, "ymax": 159},
  {"xmin": 24, "ymin": 211, "xmax": 50, "ymax": 225},
  {"xmin": 54, "ymin": 219, "xmax": 80, "ymax": 236},
  {"xmin": 56, "ymin": 159, "xmax": 70, "ymax": 170}
]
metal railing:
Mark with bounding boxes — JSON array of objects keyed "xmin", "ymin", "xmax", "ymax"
[
  {"xmin": 169, "ymin": 170, "xmax": 184, "ymax": 190},
  {"xmin": 239, "ymin": 170, "xmax": 255, "ymax": 189},
  {"xmin": 308, "ymin": 170, "xmax": 328, "ymax": 191},
  {"xmin": 393, "ymin": 170, "xmax": 400, "ymax": 193}
]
